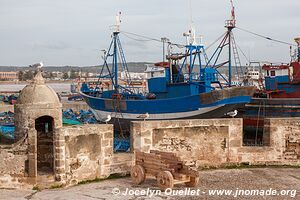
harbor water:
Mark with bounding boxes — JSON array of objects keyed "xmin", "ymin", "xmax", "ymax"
[{"xmin": 0, "ymin": 83, "xmax": 71, "ymax": 93}]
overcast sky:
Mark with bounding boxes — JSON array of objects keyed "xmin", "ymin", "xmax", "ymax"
[{"xmin": 0, "ymin": 0, "xmax": 299, "ymax": 66}]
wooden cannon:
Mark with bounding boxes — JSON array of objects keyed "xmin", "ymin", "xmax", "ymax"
[{"xmin": 131, "ymin": 150, "xmax": 199, "ymax": 190}]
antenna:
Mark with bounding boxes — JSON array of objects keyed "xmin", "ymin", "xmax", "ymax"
[
  {"xmin": 183, "ymin": 0, "xmax": 197, "ymax": 45},
  {"xmin": 230, "ymin": 0, "xmax": 235, "ymax": 21},
  {"xmin": 226, "ymin": 0, "xmax": 236, "ymax": 28},
  {"xmin": 114, "ymin": 11, "xmax": 122, "ymax": 33},
  {"xmin": 189, "ymin": 0, "xmax": 193, "ymax": 28}
]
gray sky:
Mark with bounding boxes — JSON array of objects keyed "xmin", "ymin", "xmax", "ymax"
[{"xmin": 0, "ymin": 0, "xmax": 299, "ymax": 66}]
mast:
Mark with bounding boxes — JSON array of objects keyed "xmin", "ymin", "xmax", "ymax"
[
  {"xmin": 97, "ymin": 12, "xmax": 133, "ymax": 94},
  {"xmin": 183, "ymin": 26, "xmax": 204, "ymax": 83},
  {"xmin": 161, "ymin": 37, "xmax": 170, "ymax": 63},
  {"xmin": 295, "ymin": 38, "xmax": 300, "ymax": 62},
  {"xmin": 203, "ymin": 0, "xmax": 242, "ymax": 87},
  {"xmin": 180, "ymin": 0, "xmax": 205, "ymax": 83},
  {"xmin": 225, "ymin": 0, "xmax": 236, "ymax": 86},
  {"xmin": 113, "ymin": 12, "xmax": 121, "ymax": 92}
]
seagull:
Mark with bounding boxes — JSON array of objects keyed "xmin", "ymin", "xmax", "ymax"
[
  {"xmin": 29, "ymin": 62, "xmax": 43, "ymax": 70},
  {"xmin": 225, "ymin": 110, "xmax": 238, "ymax": 118},
  {"xmin": 137, "ymin": 112, "xmax": 149, "ymax": 121},
  {"xmin": 103, "ymin": 114, "xmax": 111, "ymax": 124}
]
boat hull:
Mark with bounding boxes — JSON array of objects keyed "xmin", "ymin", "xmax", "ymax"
[
  {"xmin": 244, "ymin": 97, "xmax": 300, "ymax": 118},
  {"xmin": 81, "ymin": 86, "xmax": 255, "ymax": 121},
  {"xmin": 242, "ymin": 97, "xmax": 300, "ymax": 131},
  {"xmin": 90, "ymin": 103, "xmax": 245, "ymax": 121}
]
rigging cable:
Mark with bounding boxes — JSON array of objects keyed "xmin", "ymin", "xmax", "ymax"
[
  {"xmin": 121, "ymin": 30, "xmax": 231, "ymax": 52},
  {"xmin": 236, "ymin": 27, "xmax": 297, "ymax": 47},
  {"xmin": 205, "ymin": 32, "xmax": 227, "ymax": 51},
  {"xmin": 121, "ymin": 31, "xmax": 185, "ymax": 48},
  {"xmin": 235, "ymin": 41, "xmax": 250, "ymax": 63},
  {"xmin": 121, "ymin": 32, "xmax": 155, "ymax": 42}
]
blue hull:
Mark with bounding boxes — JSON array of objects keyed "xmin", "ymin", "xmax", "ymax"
[{"xmin": 81, "ymin": 86, "xmax": 255, "ymax": 121}]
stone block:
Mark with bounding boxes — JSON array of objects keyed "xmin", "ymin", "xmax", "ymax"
[
  {"xmin": 55, "ymin": 159, "xmax": 65, "ymax": 167},
  {"xmin": 103, "ymin": 158, "xmax": 111, "ymax": 165},
  {"xmin": 141, "ymin": 145, "xmax": 151, "ymax": 152},
  {"xmin": 104, "ymin": 131, "xmax": 113, "ymax": 139},
  {"xmin": 54, "ymin": 134, "xmax": 65, "ymax": 141},
  {"xmin": 141, "ymin": 130, "xmax": 152, "ymax": 137},
  {"xmin": 55, "ymin": 152, "xmax": 65, "ymax": 160},
  {"xmin": 144, "ymin": 138, "xmax": 152, "ymax": 145},
  {"xmin": 54, "ymin": 140, "xmax": 65, "ymax": 147},
  {"xmin": 55, "ymin": 147, "xmax": 65, "ymax": 154},
  {"xmin": 101, "ymin": 139, "xmax": 110, "ymax": 147},
  {"xmin": 230, "ymin": 139, "xmax": 242, "ymax": 147},
  {"xmin": 55, "ymin": 167, "xmax": 66, "ymax": 174},
  {"xmin": 27, "ymin": 145, "xmax": 36, "ymax": 153},
  {"xmin": 104, "ymin": 147, "xmax": 113, "ymax": 157}
]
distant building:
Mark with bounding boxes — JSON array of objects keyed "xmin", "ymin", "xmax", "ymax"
[
  {"xmin": 87, "ymin": 72, "xmax": 95, "ymax": 77},
  {"xmin": 51, "ymin": 71, "xmax": 64, "ymax": 79},
  {"xmin": 120, "ymin": 71, "xmax": 145, "ymax": 80},
  {"xmin": 144, "ymin": 65, "xmax": 165, "ymax": 79},
  {"xmin": 0, "ymin": 71, "xmax": 18, "ymax": 81}
]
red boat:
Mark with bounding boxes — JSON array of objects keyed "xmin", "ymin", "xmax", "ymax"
[{"xmin": 242, "ymin": 38, "xmax": 300, "ymax": 146}]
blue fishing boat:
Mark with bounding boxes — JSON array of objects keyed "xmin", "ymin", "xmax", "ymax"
[{"xmin": 80, "ymin": 12, "xmax": 255, "ymax": 122}]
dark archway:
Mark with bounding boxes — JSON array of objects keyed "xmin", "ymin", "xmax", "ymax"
[{"xmin": 35, "ymin": 116, "xmax": 54, "ymax": 174}]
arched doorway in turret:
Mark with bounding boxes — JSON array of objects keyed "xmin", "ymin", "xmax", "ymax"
[{"xmin": 35, "ymin": 116, "xmax": 54, "ymax": 175}]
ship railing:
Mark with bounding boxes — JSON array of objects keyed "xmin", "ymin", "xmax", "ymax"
[
  {"xmin": 225, "ymin": 20, "xmax": 236, "ymax": 28},
  {"xmin": 118, "ymin": 85, "xmax": 147, "ymax": 96}
]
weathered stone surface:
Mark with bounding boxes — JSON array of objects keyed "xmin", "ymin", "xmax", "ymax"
[
  {"xmin": 0, "ymin": 72, "xmax": 123, "ymax": 188},
  {"xmin": 2, "ymin": 104, "xmax": 300, "ymax": 190},
  {"xmin": 61, "ymin": 124, "xmax": 116, "ymax": 184},
  {"xmin": 131, "ymin": 118, "xmax": 300, "ymax": 168}
]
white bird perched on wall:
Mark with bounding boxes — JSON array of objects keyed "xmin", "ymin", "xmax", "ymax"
[
  {"xmin": 225, "ymin": 110, "xmax": 238, "ymax": 118},
  {"xmin": 29, "ymin": 62, "xmax": 43, "ymax": 70},
  {"xmin": 103, "ymin": 114, "xmax": 111, "ymax": 124},
  {"xmin": 137, "ymin": 112, "xmax": 149, "ymax": 121}
]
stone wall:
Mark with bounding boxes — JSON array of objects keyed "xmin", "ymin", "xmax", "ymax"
[
  {"xmin": 1, "ymin": 117, "xmax": 299, "ymax": 189},
  {"xmin": 0, "ymin": 142, "xmax": 28, "ymax": 188},
  {"xmin": 131, "ymin": 119, "xmax": 242, "ymax": 167},
  {"xmin": 131, "ymin": 118, "xmax": 300, "ymax": 168},
  {"xmin": 0, "ymin": 123, "xmax": 120, "ymax": 188},
  {"xmin": 58, "ymin": 124, "xmax": 114, "ymax": 184},
  {"xmin": 0, "ymin": 145, "xmax": 27, "ymax": 176},
  {"xmin": 267, "ymin": 118, "xmax": 300, "ymax": 162}
]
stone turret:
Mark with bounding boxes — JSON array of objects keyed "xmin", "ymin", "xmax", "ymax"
[{"xmin": 14, "ymin": 70, "xmax": 63, "ymax": 178}]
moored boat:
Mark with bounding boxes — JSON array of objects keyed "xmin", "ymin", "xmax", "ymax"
[
  {"xmin": 80, "ymin": 12, "xmax": 255, "ymax": 123},
  {"xmin": 242, "ymin": 38, "xmax": 300, "ymax": 145}
]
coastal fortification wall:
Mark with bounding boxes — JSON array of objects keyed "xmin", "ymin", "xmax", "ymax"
[
  {"xmin": 131, "ymin": 118, "xmax": 300, "ymax": 167},
  {"xmin": 131, "ymin": 119, "xmax": 241, "ymax": 167},
  {"xmin": 58, "ymin": 124, "xmax": 114, "ymax": 185},
  {"xmin": 0, "ymin": 124, "xmax": 119, "ymax": 188},
  {"xmin": 1, "ymin": 117, "xmax": 299, "ymax": 189}
]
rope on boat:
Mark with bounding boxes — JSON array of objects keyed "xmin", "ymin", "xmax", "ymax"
[
  {"xmin": 205, "ymin": 32, "xmax": 227, "ymax": 51},
  {"xmin": 235, "ymin": 41, "xmax": 250, "ymax": 63},
  {"xmin": 121, "ymin": 30, "xmax": 230, "ymax": 52},
  {"xmin": 121, "ymin": 32, "xmax": 155, "ymax": 42},
  {"xmin": 120, "ymin": 31, "xmax": 184, "ymax": 49},
  {"xmin": 236, "ymin": 27, "xmax": 297, "ymax": 47},
  {"xmin": 255, "ymin": 102, "xmax": 261, "ymax": 146},
  {"xmin": 255, "ymin": 99, "xmax": 266, "ymax": 146}
]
